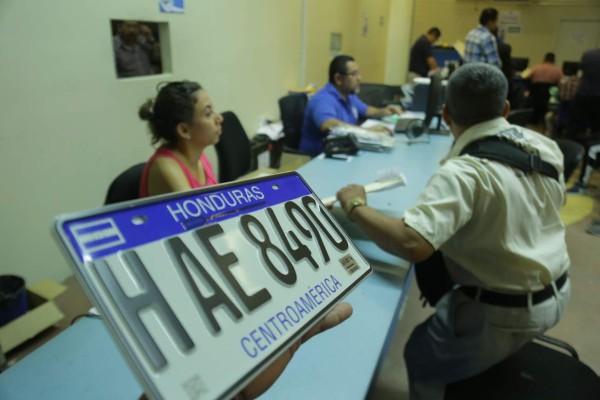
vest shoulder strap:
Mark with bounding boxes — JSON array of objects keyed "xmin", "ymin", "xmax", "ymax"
[{"xmin": 459, "ymin": 137, "xmax": 559, "ymax": 181}]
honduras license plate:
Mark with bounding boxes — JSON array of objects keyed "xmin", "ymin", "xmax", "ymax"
[{"xmin": 53, "ymin": 172, "xmax": 371, "ymax": 400}]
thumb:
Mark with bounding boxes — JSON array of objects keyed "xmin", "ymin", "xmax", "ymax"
[{"xmin": 301, "ymin": 302, "xmax": 353, "ymax": 344}]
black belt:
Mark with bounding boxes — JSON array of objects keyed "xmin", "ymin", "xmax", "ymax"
[{"xmin": 461, "ymin": 272, "xmax": 568, "ymax": 308}]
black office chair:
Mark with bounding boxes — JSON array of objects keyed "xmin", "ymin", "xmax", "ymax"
[
  {"xmin": 278, "ymin": 93, "xmax": 309, "ymax": 153},
  {"xmin": 507, "ymin": 108, "xmax": 534, "ymax": 127},
  {"xmin": 508, "ymin": 78, "xmax": 531, "ymax": 110},
  {"xmin": 215, "ymin": 111, "xmax": 252, "ymax": 183},
  {"xmin": 529, "ymin": 83, "xmax": 554, "ymax": 124},
  {"xmin": 357, "ymin": 83, "xmax": 403, "ymax": 108},
  {"xmin": 555, "ymin": 138, "xmax": 585, "ymax": 182},
  {"xmin": 445, "ymin": 335, "xmax": 600, "ymax": 399},
  {"xmin": 104, "ymin": 163, "xmax": 146, "ymax": 205},
  {"xmin": 569, "ymin": 133, "xmax": 600, "ymax": 185},
  {"xmin": 356, "ymin": 83, "xmax": 387, "ymax": 107}
]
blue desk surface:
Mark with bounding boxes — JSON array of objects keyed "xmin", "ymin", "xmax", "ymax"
[{"xmin": 0, "ymin": 135, "xmax": 452, "ymax": 399}]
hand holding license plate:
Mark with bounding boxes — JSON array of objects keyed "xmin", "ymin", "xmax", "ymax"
[{"xmin": 53, "ymin": 172, "xmax": 371, "ymax": 400}]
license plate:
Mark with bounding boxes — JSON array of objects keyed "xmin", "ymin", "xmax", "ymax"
[{"xmin": 53, "ymin": 172, "xmax": 371, "ymax": 400}]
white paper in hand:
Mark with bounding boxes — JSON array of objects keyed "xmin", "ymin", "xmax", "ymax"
[{"xmin": 321, "ymin": 169, "xmax": 407, "ymax": 207}]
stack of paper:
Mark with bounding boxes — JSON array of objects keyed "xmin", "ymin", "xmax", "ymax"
[
  {"xmin": 330, "ymin": 126, "xmax": 395, "ymax": 152},
  {"xmin": 320, "ymin": 173, "xmax": 407, "ymax": 207}
]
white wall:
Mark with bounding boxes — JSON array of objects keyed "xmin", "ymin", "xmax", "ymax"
[
  {"xmin": 385, "ymin": 0, "xmax": 415, "ymax": 84},
  {"xmin": 354, "ymin": 0, "xmax": 392, "ymax": 83},
  {"xmin": 304, "ymin": 0, "xmax": 360, "ymax": 87},
  {"xmin": 0, "ymin": 0, "xmax": 421, "ymax": 286},
  {"xmin": 0, "ymin": 0, "xmax": 302, "ymax": 285}
]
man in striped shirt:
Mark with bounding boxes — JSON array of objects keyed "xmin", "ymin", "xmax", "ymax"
[{"xmin": 464, "ymin": 8, "xmax": 501, "ymax": 68}]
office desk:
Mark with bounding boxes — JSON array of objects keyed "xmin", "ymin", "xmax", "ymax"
[{"xmin": 0, "ymin": 135, "xmax": 452, "ymax": 399}]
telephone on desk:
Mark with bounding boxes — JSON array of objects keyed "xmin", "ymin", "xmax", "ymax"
[{"xmin": 324, "ymin": 134, "xmax": 360, "ymax": 157}]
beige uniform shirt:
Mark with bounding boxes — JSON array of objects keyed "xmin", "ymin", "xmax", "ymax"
[{"xmin": 404, "ymin": 118, "xmax": 569, "ymax": 293}]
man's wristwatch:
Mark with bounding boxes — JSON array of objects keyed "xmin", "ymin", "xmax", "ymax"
[{"xmin": 347, "ymin": 198, "xmax": 366, "ymax": 219}]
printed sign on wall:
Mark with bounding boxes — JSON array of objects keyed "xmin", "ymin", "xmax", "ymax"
[{"xmin": 159, "ymin": 0, "xmax": 184, "ymax": 14}]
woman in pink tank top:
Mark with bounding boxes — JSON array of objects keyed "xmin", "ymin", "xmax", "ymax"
[{"xmin": 138, "ymin": 81, "xmax": 222, "ymax": 197}]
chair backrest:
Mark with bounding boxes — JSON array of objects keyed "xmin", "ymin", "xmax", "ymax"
[
  {"xmin": 529, "ymin": 82, "xmax": 554, "ymax": 122},
  {"xmin": 530, "ymin": 82, "xmax": 553, "ymax": 100},
  {"xmin": 278, "ymin": 93, "xmax": 308, "ymax": 151},
  {"xmin": 382, "ymin": 84, "xmax": 403, "ymax": 105},
  {"xmin": 357, "ymin": 83, "xmax": 403, "ymax": 108},
  {"xmin": 507, "ymin": 108, "xmax": 534, "ymax": 127},
  {"xmin": 356, "ymin": 83, "xmax": 386, "ymax": 107},
  {"xmin": 445, "ymin": 337, "xmax": 600, "ymax": 399},
  {"xmin": 104, "ymin": 163, "xmax": 146, "ymax": 205},
  {"xmin": 215, "ymin": 111, "xmax": 252, "ymax": 183}
]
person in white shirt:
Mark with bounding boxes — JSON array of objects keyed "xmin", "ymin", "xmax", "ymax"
[{"xmin": 337, "ymin": 63, "xmax": 570, "ymax": 399}]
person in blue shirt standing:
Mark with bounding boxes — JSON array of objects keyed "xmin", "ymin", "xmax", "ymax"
[
  {"xmin": 464, "ymin": 8, "xmax": 501, "ymax": 68},
  {"xmin": 300, "ymin": 55, "xmax": 402, "ymax": 156}
]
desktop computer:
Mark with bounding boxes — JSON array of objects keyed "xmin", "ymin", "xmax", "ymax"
[
  {"xmin": 562, "ymin": 61, "xmax": 580, "ymax": 76},
  {"xmin": 411, "ymin": 77, "xmax": 447, "ymax": 113},
  {"xmin": 511, "ymin": 57, "xmax": 529, "ymax": 73},
  {"xmin": 395, "ymin": 73, "xmax": 446, "ymax": 137}
]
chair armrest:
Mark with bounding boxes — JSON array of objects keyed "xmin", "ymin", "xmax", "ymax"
[{"xmin": 535, "ymin": 334, "xmax": 579, "ymax": 359}]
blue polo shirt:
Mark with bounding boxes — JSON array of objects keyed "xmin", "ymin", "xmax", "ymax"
[{"xmin": 299, "ymin": 82, "xmax": 368, "ymax": 156}]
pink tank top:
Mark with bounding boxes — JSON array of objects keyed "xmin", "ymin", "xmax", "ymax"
[{"xmin": 139, "ymin": 147, "xmax": 218, "ymax": 198}]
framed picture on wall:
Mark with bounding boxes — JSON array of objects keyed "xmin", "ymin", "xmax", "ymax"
[
  {"xmin": 111, "ymin": 20, "xmax": 163, "ymax": 79},
  {"xmin": 330, "ymin": 33, "xmax": 342, "ymax": 58}
]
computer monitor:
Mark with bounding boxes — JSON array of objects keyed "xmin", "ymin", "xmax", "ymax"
[
  {"xmin": 510, "ymin": 57, "xmax": 529, "ymax": 73},
  {"xmin": 411, "ymin": 77, "xmax": 446, "ymax": 113},
  {"xmin": 562, "ymin": 61, "xmax": 580, "ymax": 76},
  {"xmin": 423, "ymin": 72, "xmax": 443, "ymax": 131},
  {"xmin": 394, "ymin": 73, "xmax": 446, "ymax": 139},
  {"xmin": 402, "ymin": 73, "xmax": 444, "ymax": 139}
]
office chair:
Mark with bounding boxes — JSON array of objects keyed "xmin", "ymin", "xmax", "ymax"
[
  {"xmin": 215, "ymin": 111, "xmax": 252, "ymax": 183},
  {"xmin": 356, "ymin": 83, "xmax": 387, "ymax": 108},
  {"xmin": 529, "ymin": 83, "xmax": 554, "ymax": 124},
  {"xmin": 278, "ymin": 93, "xmax": 309, "ymax": 154},
  {"xmin": 104, "ymin": 163, "xmax": 145, "ymax": 205},
  {"xmin": 569, "ymin": 133, "xmax": 600, "ymax": 186},
  {"xmin": 555, "ymin": 138, "xmax": 585, "ymax": 182},
  {"xmin": 445, "ymin": 335, "xmax": 600, "ymax": 399},
  {"xmin": 357, "ymin": 83, "xmax": 403, "ymax": 108},
  {"xmin": 507, "ymin": 108, "xmax": 534, "ymax": 127},
  {"xmin": 383, "ymin": 84, "xmax": 404, "ymax": 107}
]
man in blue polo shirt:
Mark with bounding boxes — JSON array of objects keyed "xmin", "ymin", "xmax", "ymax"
[{"xmin": 300, "ymin": 55, "xmax": 402, "ymax": 156}]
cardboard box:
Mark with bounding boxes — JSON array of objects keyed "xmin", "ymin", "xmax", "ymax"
[{"xmin": 0, "ymin": 280, "xmax": 66, "ymax": 352}]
